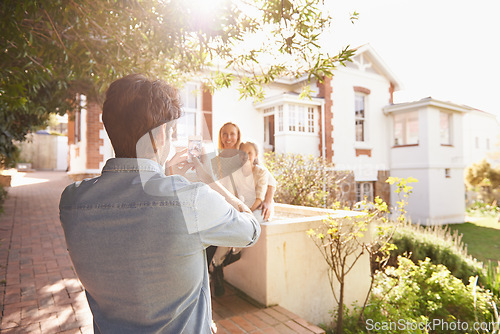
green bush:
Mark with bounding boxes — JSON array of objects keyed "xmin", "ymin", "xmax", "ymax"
[
  {"xmin": 264, "ymin": 152, "xmax": 352, "ymax": 208},
  {"xmin": 466, "ymin": 200, "xmax": 500, "ymax": 218},
  {"xmin": 342, "ymin": 257, "xmax": 498, "ymax": 334},
  {"xmin": 0, "ymin": 184, "xmax": 7, "ymax": 214},
  {"xmin": 389, "ymin": 223, "xmax": 484, "ymax": 286},
  {"xmin": 387, "ymin": 222, "xmax": 500, "ymax": 301}
]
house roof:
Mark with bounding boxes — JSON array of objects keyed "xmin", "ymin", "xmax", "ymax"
[
  {"xmin": 383, "ymin": 96, "xmax": 476, "ymax": 114},
  {"xmin": 253, "ymin": 92, "xmax": 324, "ymax": 109},
  {"xmin": 352, "ymin": 44, "xmax": 404, "ymax": 91}
]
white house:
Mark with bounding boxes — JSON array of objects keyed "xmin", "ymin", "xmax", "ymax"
[
  {"xmin": 66, "ymin": 44, "xmax": 499, "ymax": 224},
  {"xmin": 462, "ymin": 109, "xmax": 500, "ymax": 166},
  {"xmin": 384, "ymin": 98, "xmax": 470, "ymax": 224}
]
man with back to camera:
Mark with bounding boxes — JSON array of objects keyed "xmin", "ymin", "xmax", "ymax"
[{"xmin": 59, "ymin": 74, "xmax": 260, "ymax": 333}]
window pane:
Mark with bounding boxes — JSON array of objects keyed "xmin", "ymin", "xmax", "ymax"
[
  {"xmin": 394, "ymin": 115, "xmax": 404, "ymax": 145},
  {"xmin": 308, "ymin": 107, "xmax": 314, "ymax": 132},
  {"xmin": 407, "ymin": 114, "xmax": 419, "ymax": 144},
  {"xmin": 186, "ymin": 84, "xmax": 197, "ymax": 109},
  {"xmin": 394, "ymin": 112, "xmax": 418, "ymax": 145},
  {"xmin": 297, "ymin": 106, "xmax": 305, "ymax": 132},
  {"xmin": 278, "ymin": 105, "xmax": 284, "ymax": 132},
  {"xmin": 289, "ymin": 105, "xmax": 296, "ymax": 131},
  {"xmin": 175, "ymin": 112, "xmax": 196, "ymax": 142},
  {"xmin": 355, "ymin": 120, "xmax": 364, "ymax": 141},
  {"xmin": 355, "ymin": 95, "xmax": 365, "ymax": 116},
  {"xmin": 440, "ymin": 112, "xmax": 451, "ymax": 145},
  {"xmin": 355, "ymin": 94, "xmax": 365, "ymax": 142}
]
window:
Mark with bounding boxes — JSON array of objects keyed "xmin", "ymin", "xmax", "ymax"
[
  {"xmin": 74, "ymin": 94, "xmax": 86, "ymax": 143},
  {"xmin": 487, "ymin": 138, "xmax": 490, "ymax": 149},
  {"xmin": 267, "ymin": 103, "xmax": 316, "ymax": 134},
  {"xmin": 440, "ymin": 112, "xmax": 452, "ymax": 145},
  {"xmin": 356, "ymin": 182, "xmax": 374, "ymax": 202},
  {"xmin": 287, "ymin": 104, "xmax": 315, "ymax": 133},
  {"xmin": 288, "ymin": 105, "xmax": 296, "ymax": 131},
  {"xmin": 174, "ymin": 84, "xmax": 198, "ymax": 141},
  {"xmin": 475, "ymin": 137, "xmax": 479, "ymax": 149},
  {"xmin": 394, "ymin": 111, "xmax": 419, "ymax": 145},
  {"xmin": 298, "ymin": 109, "xmax": 306, "ymax": 132},
  {"xmin": 264, "ymin": 107, "xmax": 275, "ymax": 114},
  {"xmin": 307, "ymin": 107, "xmax": 315, "ymax": 133},
  {"xmin": 278, "ymin": 105, "xmax": 284, "ymax": 132},
  {"xmin": 355, "ymin": 94, "xmax": 366, "ymax": 142},
  {"xmin": 445, "ymin": 168, "xmax": 451, "ymax": 178}
]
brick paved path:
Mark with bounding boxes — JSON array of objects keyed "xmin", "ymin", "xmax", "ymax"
[{"xmin": 0, "ymin": 171, "xmax": 324, "ymax": 334}]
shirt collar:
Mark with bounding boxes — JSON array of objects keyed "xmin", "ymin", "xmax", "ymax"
[{"xmin": 102, "ymin": 158, "xmax": 165, "ymax": 174}]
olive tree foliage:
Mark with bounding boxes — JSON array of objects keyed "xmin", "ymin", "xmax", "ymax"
[
  {"xmin": 0, "ymin": 0, "xmax": 355, "ymax": 165},
  {"xmin": 465, "ymin": 159, "xmax": 500, "ymax": 203}
]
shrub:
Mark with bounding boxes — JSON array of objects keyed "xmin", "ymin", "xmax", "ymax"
[
  {"xmin": 0, "ymin": 184, "xmax": 7, "ymax": 214},
  {"xmin": 342, "ymin": 257, "xmax": 498, "ymax": 334},
  {"xmin": 387, "ymin": 222, "xmax": 500, "ymax": 300},
  {"xmin": 264, "ymin": 152, "xmax": 352, "ymax": 208},
  {"xmin": 389, "ymin": 223, "xmax": 484, "ymax": 286},
  {"xmin": 466, "ymin": 200, "xmax": 500, "ymax": 218}
]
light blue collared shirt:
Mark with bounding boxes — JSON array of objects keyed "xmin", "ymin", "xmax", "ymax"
[{"xmin": 59, "ymin": 158, "xmax": 260, "ymax": 333}]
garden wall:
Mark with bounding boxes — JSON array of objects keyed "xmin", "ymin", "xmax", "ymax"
[{"xmin": 224, "ymin": 203, "xmax": 372, "ymax": 325}]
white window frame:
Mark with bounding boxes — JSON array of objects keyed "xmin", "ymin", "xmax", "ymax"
[
  {"xmin": 440, "ymin": 111, "xmax": 452, "ymax": 145},
  {"xmin": 356, "ymin": 182, "xmax": 374, "ymax": 202},
  {"xmin": 288, "ymin": 105, "xmax": 296, "ymax": 131},
  {"xmin": 278, "ymin": 105, "xmax": 284, "ymax": 132},
  {"xmin": 355, "ymin": 93, "xmax": 366, "ymax": 142},
  {"xmin": 307, "ymin": 107, "xmax": 315, "ymax": 133},
  {"xmin": 75, "ymin": 94, "xmax": 86, "ymax": 144},
  {"xmin": 393, "ymin": 111, "xmax": 419, "ymax": 146},
  {"xmin": 174, "ymin": 83, "xmax": 200, "ymax": 144},
  {"xmin": 286, "ymin": 104, "xmax": 315, "ymax": 133}
]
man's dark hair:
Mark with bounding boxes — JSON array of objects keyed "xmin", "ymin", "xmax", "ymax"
[{"xmin": 102, "ymin": 74, "xmax": 182, "ymax": 158}]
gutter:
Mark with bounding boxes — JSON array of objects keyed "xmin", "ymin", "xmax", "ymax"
[{"xmin": 321, "ymin": 99, "xmax": 326, "ymax": 160}]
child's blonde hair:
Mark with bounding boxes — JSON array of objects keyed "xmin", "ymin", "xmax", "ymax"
[{"xmin": 240, "ymin": 141, "xmax": 260, "ymax": 165}]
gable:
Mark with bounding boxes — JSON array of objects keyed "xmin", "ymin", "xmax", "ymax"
[
  {"xmin": 346, "ymin": 53, "xmax": 380, "ymax": 76},
  {"xmin": 345, "ymin": 44, "xmax": 402, "ymax": 91}
]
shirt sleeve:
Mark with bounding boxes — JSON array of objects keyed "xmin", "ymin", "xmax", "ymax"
[
  {"xmin": 253, "ymin": 166, "xmax": 268, "ymax": 201},
  {"xmin": 265, "ymin": 167, "xmax": 277, "ymax": 188},
  {"xmin": 192, "ymin": 183, "xmax": 261, "ymax": 248}
]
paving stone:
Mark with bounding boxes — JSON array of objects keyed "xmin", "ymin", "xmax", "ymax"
[{"xmin": 0, "ymin": 171, "xmax": 325, "ymax": 334}]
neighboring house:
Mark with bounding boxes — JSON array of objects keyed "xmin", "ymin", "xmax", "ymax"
[
  {"xmin": 66, "ymin": 44, "xmax": 499, "ymax": 224},
  {"xmin": 462, "ymin": 109, "xmax": 500, "ymax": 166}
]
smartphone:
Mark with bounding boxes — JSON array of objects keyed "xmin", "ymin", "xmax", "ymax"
[{"xmin": 188, "ymin": 136, "xmax": 202, "ymax": 162}]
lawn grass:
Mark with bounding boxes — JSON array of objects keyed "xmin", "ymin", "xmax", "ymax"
[{"xmin": 446, "ymin": 216, "xmax": 500, "ymax": 264}]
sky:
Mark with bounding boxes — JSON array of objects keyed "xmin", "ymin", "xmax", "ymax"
[{"xmin": 323, "ymin": 0, "xmax": 500, "ymax": 118}]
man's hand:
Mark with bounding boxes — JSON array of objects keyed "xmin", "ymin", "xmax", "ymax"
[
  {"xmin": 165, "ymin": 148, "xmax": 191, "ymax": 176},
  {"xmin": 230, "ymin": 197, "xmax": 252, "ymax": 214},
  {"xmin": 191, "ymin": 156, "xmax": 215, "ymax": 184}
]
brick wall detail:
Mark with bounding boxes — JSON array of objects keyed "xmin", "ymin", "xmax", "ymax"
[
  {"xmin": 375, "ymin": 170, "xmax": 391, "ymax": 205},
  {"xmin": 355, "ymin": 148, "xmax": 372, "ymax": 157},
  {"xmin": 67, "ymin": 111, "xmax": 75, "ymax": 146},
  {"xmin": 86, "ymin": 101, "xmax": 104, "ymax": 170},
  {"xmin": 389, "ymin": 82, "xmax": 395, "ymax": 104},
  {"xmin": 317, "ymin": 77, "xmax": 334, "ymax": 161},
  {"xmin": 353, "ymin": 86, "xmax": 371, "ymax": 95}
]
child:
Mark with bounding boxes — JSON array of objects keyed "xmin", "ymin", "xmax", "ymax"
[{"xmin": 238, "ymin": 141, "xmax": 268, "ymax": 218}]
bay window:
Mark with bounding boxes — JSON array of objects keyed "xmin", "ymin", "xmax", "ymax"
[{"xmin": 394, "ymin": 111, "xmax": 419, "ymax": 146}]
